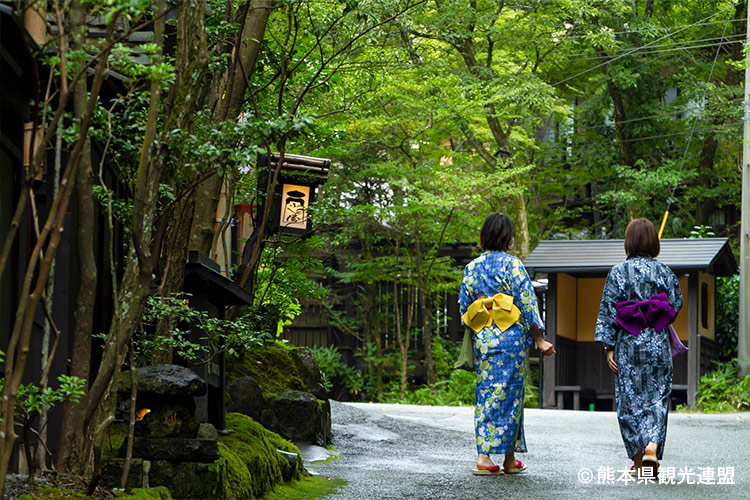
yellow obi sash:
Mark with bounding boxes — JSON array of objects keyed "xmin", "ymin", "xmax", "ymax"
[{"xmin": 461, "ymin": 293, "xmax": 521, "ymax": 333}]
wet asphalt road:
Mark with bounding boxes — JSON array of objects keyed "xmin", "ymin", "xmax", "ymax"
[{"xmin": 308, "ymin": 402, "xmax": 750, "ymax": 500}]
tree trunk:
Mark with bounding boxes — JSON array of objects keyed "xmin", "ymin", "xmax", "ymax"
[
  {"xmin": 190, "ymin": 0, "xmax": 274, "ymax": 257},
  {"xmin": 0, "ymin": 17, "xmax": 115, "ymax": 489},
  {"xmin": 65, "ymin": 0, "xmax": 171, "ymax": 473},
  {"xmin": 510, "ymin": 174, "xmax": 531, "ymax": 259},
  {"xmin": 57, "ymin": 0, "xmax": 96, "ymax": 470},
  {"xmin": 606, "ymin": 76, "xmax": 635, "ymax": 168},
  {"xmin": 151, "ymin": 194, "xmax": 196, "ymax": 365},
  {"xmin": 414, "ymin": 229, "xmax": 435, "ymax": 385},
  {"xmin": 418, "ymin": 285, "xmax": 435, "ymax": 385}
]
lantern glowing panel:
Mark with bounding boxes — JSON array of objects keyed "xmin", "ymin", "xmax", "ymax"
[{"xmin": 280, "ymin": 184, "xmax": 310, "ymax": 230}]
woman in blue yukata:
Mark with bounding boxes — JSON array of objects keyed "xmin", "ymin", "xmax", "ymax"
[
  {"xmin": 595, "ymin": 218, "xmax": 683, "ymax": 477},
  {"xmin": 459, "ymin": 213, "xmax": 556, "ymax": 476}
]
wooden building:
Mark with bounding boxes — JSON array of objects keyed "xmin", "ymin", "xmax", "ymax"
[
  {"xmin": 0, "ymin": 6, "xmax": 239, "ymax": 471},
  {"xmin": 523, "ymin": 238, "xmax": 738, "ymax": 410},
  {"xmin": 281, "ymin": 243, "xmax": 476, "ymax": 370}
]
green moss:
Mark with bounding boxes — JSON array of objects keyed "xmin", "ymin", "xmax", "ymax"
[
  {"xmin": 18, "ymin": 487, "xmax": 91, "ymax": 499},
  {"xmin": 217, "ymin": 413, "xmax": 303, "ymax": 499},
  {"xmin": 102, "ymin": 422, "xmax": 128, "ymax": 459},
  {"xmin": 115, "ymin": 486, "xmax": 173, "ymax": 499},
  {"xmin": 310, "ymin": 454, "xmax": 339, "ymax": 465},
  {"xmin": 217, "ymin": 441, "xmax": 253, "ymax": 499},
  {"xmin": 226, "ymin": 341, "xmax": 310, "ymax": 401},
  {"xmin": 261, "ymin": 475, "xmax": 348, "ymax": 500}
]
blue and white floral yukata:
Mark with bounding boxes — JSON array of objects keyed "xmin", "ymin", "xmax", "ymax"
[
  {"xmin": 595, "ymin": 255, "xmax": 683, "ymax": 460},
  {"xmin": 459, "ymin": 250, "xmax": 543, "ymax": 455}
]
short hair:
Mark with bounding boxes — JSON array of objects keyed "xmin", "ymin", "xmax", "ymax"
[
  {"xmin": 624, "ymin": 218, "xmax": 660, "ymax": 258},
  {"xmin": 479, "ymin": 213, "xmax": 515, "ymax": 252}
]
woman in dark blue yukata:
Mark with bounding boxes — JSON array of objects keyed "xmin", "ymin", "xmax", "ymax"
[
  {"xmin": 459, "ymin": 213, "xmax": 556, "ymax": 475},
  {"xmin": 595, "ymin": 218, "xmax": 683, "ymax": 477}
]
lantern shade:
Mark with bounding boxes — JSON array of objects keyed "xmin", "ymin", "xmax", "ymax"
[{"xmin": 256, "ymin": 153, "xmax": 330, "ymax": 236}]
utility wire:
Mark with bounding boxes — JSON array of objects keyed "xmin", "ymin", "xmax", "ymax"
[
  {"xmin": 531, "ymin": 17, "xmax": 745, "ymax": 41},
  {"xmin": 579, "ymin": 97, "xmax": 743, "ymax": 130},
  {"xmin": 665, "ymin": 13, "xmax": 733, "ymax": 211},
  {"xmin": 560, "ymin": 34, "xmax": 745, "ymax": 63},
  {"xmin": 552, "ymin": 6, "xmax": 736, "ymax": 87},
  {"xmin": 335, "ymin": 33, "xmax": 743, "ymax": 74},
  {"xmin": 540, "ymin": 124, "xmax": 738, "ymax": 151}
]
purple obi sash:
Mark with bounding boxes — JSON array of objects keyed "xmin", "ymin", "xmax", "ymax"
[{"xmin": 615, "ymin": 292, "xmax": 677, "ymax": 336}]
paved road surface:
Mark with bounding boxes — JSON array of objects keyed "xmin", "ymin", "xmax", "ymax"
[{"xmin": 308, "ymin": 402, "xmax": 750, "ymax": 500}]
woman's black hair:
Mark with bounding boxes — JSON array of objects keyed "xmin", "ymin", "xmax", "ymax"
[{"xmin": 479, "ymin": 212, "xmax": 515, "ymax": 251}]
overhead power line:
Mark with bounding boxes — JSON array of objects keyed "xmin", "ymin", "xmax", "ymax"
[{"xmin": 552, "ymin": 6, "xmax": 736, "ymax": 87}]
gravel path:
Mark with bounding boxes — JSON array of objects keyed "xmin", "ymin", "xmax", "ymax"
[{"xmin": 309, "ymin": 402, "xmax": 750, "ymax": 500}]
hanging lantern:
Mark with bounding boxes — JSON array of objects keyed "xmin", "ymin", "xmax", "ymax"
[{"xmin": 257, "ymin": 153, "xmax": 330, "ymax": 236}]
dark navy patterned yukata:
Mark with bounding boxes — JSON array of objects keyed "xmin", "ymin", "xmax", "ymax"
[
  {"xmin": 459, "ymin": 250, "xmax": 543, "ymax": 455},
  {"xmin": 595, "ymin": 255, "xmax": 683, "ymax": 460}
]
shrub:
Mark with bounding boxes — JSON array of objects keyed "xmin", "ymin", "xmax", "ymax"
[
  {"xmin": 381, "ymin": 370, "xmax": 475, "ymax": 406},
  {"xmin": 309, "ymin": 345, "xmax": 364, "ymax": 398},
  {"xmin": 432, "ymin": 337, "xmax": 459, "ymax": 381},
  {"xmin": 715, "ymin": 274, "xmax": 739, "ymax": 360},
  {"xmin": 696, "ymin": 360, "xmax": 750, "ymax": 413}
]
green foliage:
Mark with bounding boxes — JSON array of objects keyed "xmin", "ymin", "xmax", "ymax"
[
  {"xmin": 382, "ymin": 370, "xmax": 475, "ymax": 406},
  {"xmin": 594, "ymin": 160, "xmax": 687, "ymax": 228},
  {"xmin": 1, "ymin": 346, "xmax": 85, "ymax": 434},
  {"xmin": 524, "ymin": 380, "xmax": 539, "ymax": 408},
  {"xmin": 253, "ymin": 237, "xmax": 328, "ymax": 337},
  {"xmin": 431, "ymin": 338, "xmax": 457, "ymax": 381},
  {"xmin": 109, "ymin": 42, "xmax": 175, "ymax": 87},
  {"xmin": 137, "ymin": 293, "xmax": 271, "ymax": 364},
  {"xmin": 309, "ymin": 346, "xmax": 364, "ymax": 397},
  {"xmin": 715, "ymin": 274, "xmax": 740, "ymax": 360},
  {"xmin": 15, "ymin": 375, "xmax": 86, "ymax": 418},
  {"xmin": 696, "ymin": 360, "xmax": 750, "ymax": 413}
]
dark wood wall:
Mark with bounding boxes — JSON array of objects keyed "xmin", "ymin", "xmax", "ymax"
[
  {"xmin": 280, "ymin": 279, "xmax": 464, "ymax": 368},
  {"xmin": 554, "ymin": 337, "xmax": 614, "ymax": 391},
  {"xmin": 553, "ymin": 335, "xmax": 719, "ymax": 393}
]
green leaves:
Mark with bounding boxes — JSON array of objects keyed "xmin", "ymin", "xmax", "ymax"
[
  {"xmin": 697, "ymin": 360, "xmax": 750, "ymax": 413},
  {"xmin": 594, "ymin": 159, "xmax": 689, "ymax": 226},
  {"xmin": 139, "ymin": 294, "xmax": 272, "ymax": 364},
  {"xmin": 309, "ymin": 345, "xmax": 364, "ymax": 396},
  {"xmin": 14, "ymin": 375, "xmax": 86, "ymax": 419}
]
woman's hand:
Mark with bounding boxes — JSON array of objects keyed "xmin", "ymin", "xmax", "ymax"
[
  {"xmin": 530, "ymin": 324, "xmax": 555, "ymax": 356},
  {"xmin": 606, "ymin": 349, "xmax": 618, "ymax": 373},
  {"xmin": 536, "ymin": 339, "xmax": 556, "ymax": 356}
]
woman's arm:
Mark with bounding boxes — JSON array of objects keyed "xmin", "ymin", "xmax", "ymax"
[
  {"xmin": 595, "ymin": 267, "xmax": 620, "ymax": 348},
  {"xmin": 530, "ymin": 323, "xmax": 556, "ymax": 356}
]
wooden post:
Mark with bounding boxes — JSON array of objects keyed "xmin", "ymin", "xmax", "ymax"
[
  {"xmin": 739, "ymin": 0, "xmax": 750, "ymax": 377},
  {"xmin": 687, "ymin": 272, "xmax": 700, "ymax": 406},
  {"xmin": 543, "ymin": 274, "xmax": 557, "ymax": 408}
]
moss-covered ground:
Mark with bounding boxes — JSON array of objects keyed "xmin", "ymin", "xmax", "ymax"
[
  {"xmin": 15, "ymin": 486, "xmax": 172, "ymax": 500},
  {"xmin": 260, "ymin": 475, "xmax": 347, "ymax": 500},
  {"xmin": 17, "ymin": 487, "xmax": 91, "ymax": 500},
  {"xmin": 115, "ymin": 487, "xmax": 173, "ymax": 499},
  {"xmin": 218, "ymin": 412, "xmax": 304, "ymax": 499}
]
